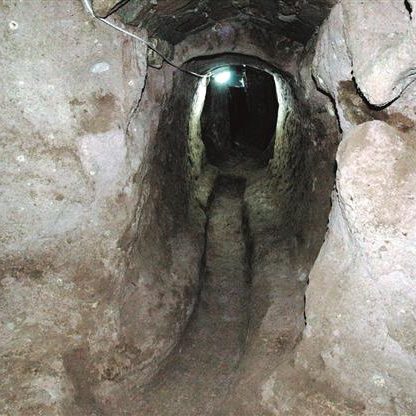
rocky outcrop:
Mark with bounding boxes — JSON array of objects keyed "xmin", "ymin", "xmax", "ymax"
[
  {"xmin": 343, "ymin": 0, "xmax": 415, "ymax": 107},
  {"xmin": 117, "ymin": 0, "xmax": 336, "ymax": 45},
  {"xmin": 297, "ymin": 121, "xmax": 416, "ymax": 414},
  {"xmin": 296, "ymin": 2, "xmax": 416, "ymax": 411},
  {"xmin": 312, "ymin": 0, "xmax": 416, "ymax": 133},
  {"xmin": 0, "ymin": 2, "xmax": 204, "ymax": 414}
]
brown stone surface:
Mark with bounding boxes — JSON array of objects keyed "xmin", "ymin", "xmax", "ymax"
[
  {"xmin": 117, "ymin": 0, "xmax": 337, "ymax": 44},
  {"xmin": 2, "ymin": 0, "xmax": 416, "ymax": 415},
  {"xmin": 297, "ymin": 121, "xmax": 416, "ymax": 414},
  {"xmin": 92, "ymin": 0, "xmax": 126, "ymax": 17},
  {"xmin": 342, "ymin": 0, "xmax": 415, "ymax": 107},
  {"xmin": 312, "ymin": 0, "xmax": 416, "ymax": 132},
  {"xmin": 0, "ymin": 2, "xmax": 204, "ymax": 414}
]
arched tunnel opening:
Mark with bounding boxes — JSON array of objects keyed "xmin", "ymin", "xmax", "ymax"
[
  {"xmin": 90, "ymin": 50, "xmax": 339, "ymax": 414},
  {"xmin": 201, "ymin": 65, "xmax": 278, "ymax": 165},
  {"xmin": 2, "ymin": 1, "xmax": 416, "ymax": 415}
]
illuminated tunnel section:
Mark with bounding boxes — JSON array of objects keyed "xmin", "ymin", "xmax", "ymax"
[{"xmin": 201, "ymin": 65, "xmax": 278, "ymax": 165}]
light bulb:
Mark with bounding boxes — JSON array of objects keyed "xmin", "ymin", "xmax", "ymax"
[{"xmin": 213, "ymin": 69, "xmax": 232, "ymax": 85}]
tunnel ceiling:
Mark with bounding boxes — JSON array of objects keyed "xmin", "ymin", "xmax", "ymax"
[{"xmin": 95, "ymin": 0, "xmax": 338, "ymax": 44}]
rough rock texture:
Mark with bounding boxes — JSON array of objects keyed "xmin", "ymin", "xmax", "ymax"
[
  {"xmin": 104, "ymin": 64, "xmax": 207, "ymax": 403},
  {"xmin": 92, "ymin": 0, "xmax": 125, "ymax": 17},
  {"xmin": 6, "ymin": 0, "xmax": 416, "ymax": 414},
  {"xmin": 103, "ymin": 176, "xmax": 250, "ymax": 415},
  {"xmin": 0, "ymin": 2, "xmax": 145, "ymax": 413},
  {"xmin": 0, "ymin": 2, "xmax": 205, "ymax": 414},
  {"xmin": 297, "ymin": 121, "xmax": 416, "ymax": 414},
  {"xmin": 175, "ymin": 20, "xmax": 304, "ymax": 76},
  {"xmin": 312, "ymin": 3, "xmax": 352, "ymax": 132},
  {"xmin": 312, "ymin": 0, "xmax": 416, "ymax": 132},
  {"xmin": 189, "ymin": 52, "xmax": 339, "ymax": 415},
  {"xmin": 117, "ymin": 0, "xmax": 337, "ymax": 44},
  {"xmin": 342, "ymin": 0, "xmax": 415, "ymax": 107},
  {"xmin": 295, "ymin": 2, "xmax": 416, "ymax": 413}
]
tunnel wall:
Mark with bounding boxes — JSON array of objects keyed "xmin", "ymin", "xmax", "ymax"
[
  {"xmin": 0, "ymin": 4, "xmax": 340, "ymax": 413},
  {"xmin": 174, "ymin": 21, "xmax": 304, "ymax": 76},
  {"xmin": 295, "ymin": 1, "xmax": 416, "ymax": 413},
  {"xmin": 176, "ymin": 39, "xmax": 339, "ymax": 245},
  {"xmin": 112, "ymin": 65, "xmax": 207, "ymax": 400},
  {"xmin": 0, "ymin": 2, "xmax": 145, "ymax": 414},
  {"xmin": 29, "ymin": 2, "xmax": 416, "ymax": 414},
  {"xmin": 0, "ymin": 2, "xmax": 216, "ymax": 411},
  {"xmin": 0, "ymin": 1, "xmax": 383, "ymax": 414}
]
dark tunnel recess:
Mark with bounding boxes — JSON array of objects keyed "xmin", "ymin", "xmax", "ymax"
[{"xmin": 200, "ymin": 65, "xmax": 278, "ymax": 166}]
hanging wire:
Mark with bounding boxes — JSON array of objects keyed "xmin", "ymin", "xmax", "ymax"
[{"xmin": 81, "ymin": 0, "xmax": 206, "ymax": 79}]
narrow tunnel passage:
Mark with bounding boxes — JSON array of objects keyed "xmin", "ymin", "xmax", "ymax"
[
  {"xmin": 4, "ymin": 2, "xmax": 416, "ymax": 415},
  {"xmin": 201, "ymin": 65, "xmax": 278, "ymax": 165},
  {"xmin": 126, "ymin": 176, "xmax": 250, "ymax": 415},
  {"xmin": 101, "ymin": 56, "xmax": 323, "ymax": 416}
]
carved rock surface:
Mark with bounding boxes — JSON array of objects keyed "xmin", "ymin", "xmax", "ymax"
[
  {"xmin": 92, "ymin": 0, "xmax": 125, "ymax": 17},
  {"xmin": 118, "ymin": 0, "xmax": 337, "ymax": 44},
  {"xmin": 342, "ymin": 0, "xmax": 415, "ymax": 107},
  {"xmin": 313, "ymin": 0, "xmax": 416, "ymax": 133},
  {"xmin": 0, "ymin": 2, "xmax": 203, "ymax": 414},
  {"xmin": 297, "ymin": 121, "xmax": 416, "ymax": 414}
]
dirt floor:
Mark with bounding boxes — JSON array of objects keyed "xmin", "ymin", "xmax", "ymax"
[{"xmin": 101, "ymin": 155, "xmax": 362, "ymax": 416}]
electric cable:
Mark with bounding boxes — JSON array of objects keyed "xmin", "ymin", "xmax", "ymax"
[{"xmin": 81, "ymin": 0, "xmax": 206, "ymax": 79}]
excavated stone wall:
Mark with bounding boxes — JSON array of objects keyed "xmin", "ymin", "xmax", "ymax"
[
  {"xmin": 0, "ymin": 4, "xmax": 338, "ymax": 406},
  {"xmin": 296, "ymin": 1, "xmax": 416, "ymax": 414},
  {"xmin": 112, "ymin": 0, "xmax": 336, "ymax": 45},
  {"xmin": 110, "ymin": 65, "xmax": 207, "ymax": 402},
  {"xmin": 0, "ymin": 2, "xmax": 204, "ymax": 414},
  {"xmin": 3, "ymin": 0, "xmax": 416, "ymax": 415},
  {"xmin": 0, "ymin": 2, "xmax": 152, "ymax": 413},
  {"xmin": 175, "ymin": 21, "xmax": 304, "ymax": 76}
]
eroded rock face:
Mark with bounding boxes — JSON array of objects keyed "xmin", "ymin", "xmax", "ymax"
[
  {"xmin": 297, "ymin": 2, "xmax": 416, "ymax": 412},
  {"xmin": 92, "ymin": 0, "xmax": 125, "ymax": 17},
  {"xmin": 313, "ymin": 0, "xmax": 416, "ymax": 133},
  {"xmin": 0, "ymin": 2, "xmax": 205, "ymax": 414},
  {"xmin": 342, "ymin": 0, "xmax": 415, "ymax": 107},
  {"xmin": 298, "ymin": 121, "xmax": 416, "ymax": 413},
  {"xmin": 117, "ymin": 0, "xmax": 336, "ymax": 45},
  {"xmin": 0, "ymin": 1, "xmax": 145, "ymax": 413},
  {"xmin": 312, "ymin": 3, "xmax": 352, "ymax": 132}
]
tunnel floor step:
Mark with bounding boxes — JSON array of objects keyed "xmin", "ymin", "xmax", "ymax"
[{"xmin": 130, "ymin": 175, "xmax": 250, "ymax": 416}]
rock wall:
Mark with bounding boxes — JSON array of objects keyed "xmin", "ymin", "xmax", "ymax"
[
  {"xmin": 0, "ymin": 2, "xmax": 146, "ymax": 413},
  {"xmin": 109, "ymin": 65, "xmax": 207, "ymax": 402},
  {"xmin": 0, "ymin": 2, "xmax": 204, "ymax": 414},
  {"xmin": 174, "ymin": 21, "xmax": 305, "ymax": 76},
  {"xmin": 5, "ymin": 0, "xmax": 414, "ymax": 414},
  {"xmin": 297, "ymin": 1, "xmax": 416, "ymax": 413},
  {"xmin": 200, "ymin": 81, "xmax": 233, "ymax": 162}
]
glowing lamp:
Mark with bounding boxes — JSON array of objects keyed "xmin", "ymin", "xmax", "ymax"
[{"xmin": 213, "ymin": 68, "xmax": 232, "ymax": 85}]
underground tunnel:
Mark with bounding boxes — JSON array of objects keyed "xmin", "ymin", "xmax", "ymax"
[
  {"xmin": 1, "ymin": 1, "xmax": 416, "ymax": 415},
  {"xmin": 200, "ymin": 64, "xmax": 278, "ymax": 165}
]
